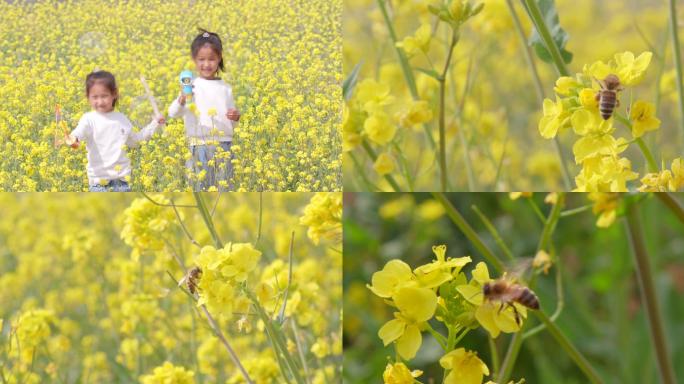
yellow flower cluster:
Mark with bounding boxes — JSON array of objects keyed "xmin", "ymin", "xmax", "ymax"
[
  {"xmin": 639, "ymin": 158, "xmax": 684, "ymax": 192},
  {"xmin": 345, "ymin": 0, "xmax": 684, "ymax": 190},
  {"xmin": 299, "ymin": 192, "xmax": 343, "ymax": 245},
  {"xmin": 538, "ymin": 51, "xmax": 665, "ymax": 191},
  {"xmin": 120, "ymin": 194, "xmax": 177, "ymax": 256},
  {"xmin": 140, "ymin": 362, "xmax": 195, "ymax": 384},
  {"xmin": 0, "ymin": 193, "xmax": 341, "ymax": 382},
  {"xmin": 193, "ymin": 243, "xmax": 261, "ymax": 318},
  {"xmin": 0, "ymin": 0, "xmax": 341, "ymax": 191},
  {"xmin": 369, "ymin": 245, "xmax": 523, "ymax": 382}
]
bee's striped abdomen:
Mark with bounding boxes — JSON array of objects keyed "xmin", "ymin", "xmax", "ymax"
[
  {"xmin": 599, "ymin": 90, "xmax": 617, "ymax": 120},
  {"xmin": 517, "ymin": 287, "xmax": 540, "ymax": 309}
]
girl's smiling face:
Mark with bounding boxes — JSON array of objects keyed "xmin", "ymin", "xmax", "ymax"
[
  {"xmin": 87, "ymin": 82, "xmax": 117, "ymax": 113},
  {"xmin": 194, "ymin": 45, "xmax": 221, "ymax": 79}
]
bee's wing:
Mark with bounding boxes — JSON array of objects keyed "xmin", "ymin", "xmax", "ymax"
[
  {"xmin": 503, "ymin": 258, "xmax": 534, "ymax": 283},
  {"xmin": 178, "ymin": 274, "xmax": 189, "ymax": 287}
]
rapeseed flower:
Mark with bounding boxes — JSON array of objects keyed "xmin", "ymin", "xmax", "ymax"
[
  {"xmin": 378, "ymin": 286, "xmax": 438, "ymax": 359},
  {"xmin": 629, "ymin": 101, "xmax": 660, "ymax": 138},
  {"xmin": 440, "ymin": 348, "xmax": 490, "ymax": 384},
  {"xmin": 456, "ymin": 262, "xmax": 526, "ymax": 338},
  {"xmin": 383, "ymin": 362, "xmax": 423, "ymax": 384}
]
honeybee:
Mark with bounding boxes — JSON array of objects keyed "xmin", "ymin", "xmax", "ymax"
[
  {"xmin": 595, "ymin": 74, "xmax": 624, "ymax": 120},
  {"xmin": 179, "ymin": 266, "xmax": 202, "ymax": 294},
  {"xmin": 483, "ymin": 278, "xmax": 540, "ymax": 326}
]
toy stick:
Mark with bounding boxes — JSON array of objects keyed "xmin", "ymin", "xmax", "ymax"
[
  {"xmin": 139, "ymin": 75, "xmax": 161, "ymax": 118},
  {"xmin": 54, "ymin": 104, "xmax": 68, "ymax": 147}
]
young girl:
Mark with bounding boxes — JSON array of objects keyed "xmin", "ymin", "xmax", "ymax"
[
  {"xmin": 168, "ymin": 29, "xmax": 241, "ymax": 191},
  {"xmin": 65, "ymin": 70, "xmax": 165, "ymax": 192}
]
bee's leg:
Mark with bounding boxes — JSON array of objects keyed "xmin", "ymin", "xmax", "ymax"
[
  {"xmin": 498, "ymin": 302, "xmax": 505, "ymax": 315},
  {"xmin": 616, "ymin": 99, "xmax": 620, "ymax": 107},
  {"xmin": 595, "ymin": 92, "xmax": 600, "ymax": 101},
  {"xmin": 510, "ymin": 303, "xmax": 521, "ymax": 327}
]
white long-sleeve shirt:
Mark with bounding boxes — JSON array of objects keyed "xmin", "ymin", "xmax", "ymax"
[
  {"xmin": 70, "ymin": 111, "xmax": 161, "ymax": 185},
  {"xmin": 168, "ymin": 77, "xmax": 237, "ymax": 142}
]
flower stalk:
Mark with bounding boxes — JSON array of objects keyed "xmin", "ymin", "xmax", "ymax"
[
  {"xmin": 376, "ymin": 0, "xmax": 436, "ymax": 148},
  {"xmin": 522, "ymin": 0, "xmax": 570, "ymax": 77},
  {"xmin": 625, "ymin": 203, "xmax": 677, "ymax": 384},
  {"xmin": 668, "ymin": 0, "xmax": 684, "ymax": 145},
  {"xmin": 438, "ymin": 33, "xmax": 458, "ymax": 191},
  {"xmin": 506, "ymin": 0, "xmax": 572, "ymax": 189},
  {"xmin": 655, "ymin": 192, "xmax": 684, "ymax": 225}
]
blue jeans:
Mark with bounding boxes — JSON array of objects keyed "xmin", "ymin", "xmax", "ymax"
[
  {"xmin": 89, "ymin": 179, "xmax": 131, "ymax": 192},
  {"xmin": 186, "ymin": 141, "xmax": 234, "ymax": 191}
]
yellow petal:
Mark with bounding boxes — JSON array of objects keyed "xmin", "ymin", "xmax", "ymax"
[
  {"xmin": 456, "ymin": 284, "xmax": 483, "ymax": 305},
  {"xmin": 378, "ymin": 318, "xmax": 406, "ymax": 346},
  {"xmin": 394, "ymin": 287, "xmax": 437, "ymax": 323},
  {"xmin": 367, "ymin": 259, "xmax": 415, "ymax": 298},
  {"xmin": 396, "ymin": 324, "xmax": 422, "ymax": 360},
  {"xmin": 472, "ymin": 262, "xmax": 490, "ymax": 283},
  {"xmin": 475, "ymin": 302, "xmax": 501, "ymax": 338}
]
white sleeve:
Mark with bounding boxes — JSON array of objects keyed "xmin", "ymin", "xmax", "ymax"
[
  {"xmin": 127, "ymin": 119, "xmax": 160, "ymax": 147},
  {"xmin": 70, "ymin": 114, "xmax": 91, "ymax": 141},
  {"xmin": 168, "ymin": 97, "xmax": 185, "ymax": 118}
]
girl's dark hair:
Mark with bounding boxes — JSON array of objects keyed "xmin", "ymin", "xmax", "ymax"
[
  {"xmin": 85, "ymin": 70, "xmax": 118, "ymax": 107},
  {"xmin": 191, "ymin": 28, "xmax": 225, "ymax": 73}
]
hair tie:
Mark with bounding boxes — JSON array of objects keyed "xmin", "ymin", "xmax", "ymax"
[{"xmin": 202, "ymin": 32, "xmax": 210, "ymax": 38}]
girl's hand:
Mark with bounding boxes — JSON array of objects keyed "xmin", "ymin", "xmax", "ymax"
[
  {"xmin": 65, "ymin": 135, "xmax": 79, "ymax": 148},
  {"xmin": 178, "ymin": 93, "xmax": 187, "ymax": 106},
  {"xmin": 226, "ymin": 108, "xmax": 240, "ymax": 121},
  {"xmin": 156, "ymin": 115, "xmax": 166, "ymax": 125}
]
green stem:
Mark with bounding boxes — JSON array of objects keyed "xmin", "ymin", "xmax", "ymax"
[
  {"xmin": 438, "ymin": 34, "xmax": 458, "ymax": 191},
  {"xmin": 471, "ymin": 204, "xmax": 515, "ymax": 261},
  {"xmin": 362, "ymin": 140, "xmax": 401, "ymax": 191},
  {"xmin": 425, "ymin": 322, "xmax": 448, "ymax": 350},
  {"xmin": 534, "ymin": 311, "xmax": 604, "ymax": 384},
  {"xmin": 522, "ymin": 0, "xmax": 570, "ymax": 76},
  {"xmin": 457, "ymin": 58, "xmax": 476, "ymax": 191},
  {"xmin": 656, "ymin": 192, "xmax": 684, "ymax": 225},
  {"xmin": 245, "ymin": 289, "xmax": 306, "ymax": 384},
  {"xmin": 392, "ymin": 142, "xmax": 416, "ymax": 191},
  {"xmin": 668, "ymin": 0, "xmax": 684, "ymax": 146},
  {"xmin": 488, "ymin": 336, "xmax": 501, "ymax": 376},
  {"xmin": 560, "ymin": 203, "xmax": 592, "ymax": 217},
  {"xmin": 537, "ymin": 192, "xmax": 564, "ymax": 252},
  {"xmin": 636, "ymin": 138, "xmax": 659, "ymax": 173},
  {"xmin": 497, "ymin": 332, "xmax": 523, "ymax": 383},
  {"xmin": 193, "ymin": 193, "xmax": 223, "ymax": 248},
  {"xmin": 506, "ymin": 0, "xmax": 572, "ymax": 190},
  {"xmin": 615, "ymin": 114, "xmax": 659, "ymax": 173},
  {"xmin": 348, "ymin": 152, "xmax": 380, "ymax": 191},
  {"xmin": 200, "ymin": 305, "xmax": 254, "ymax": 383},
  {"xmin": 376, "ymin": 0, "xmax": 436, "ymax": 148},
  {"xmin": 523, "ymin": 253, "xmax": 565, "ymax": 339},
  {"xmin": 625, "ymin": 204, "xmax": 677, "ymax": 384},
  {"xmin": 506, "ymin": 0, "xmax": 544, "ymax": 102},
  {"xmin": 255, "ymin": 192, "xmax": 263, "ymax": 245},
  {"xmin": 526, "ymin": 197, "xmax": 547, "ymax": 223},
  {"xmin": 432, "ymin": 192, "xmax": 505, "ymax": 273},
  {"xmin": 290, "ymin": 322, "xmax": 312, "ymax": 383}
]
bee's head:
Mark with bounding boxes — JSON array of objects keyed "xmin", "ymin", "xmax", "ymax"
[
  {"xmin": 604, "ymin": 74, "xmax": 621, "ymax": 90},
  {"xmin": 483, "ymin": 282, "xmax": 491, "ymax": 295}
]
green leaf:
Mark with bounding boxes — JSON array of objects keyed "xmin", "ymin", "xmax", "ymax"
[
  {"xmin": 342, "ymin": 61, "xmax": 363, "ymax": 101},
  {"xmin": 527, "ymin": 0, "xmax": 573, "ymax": 64}
]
